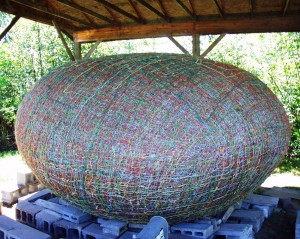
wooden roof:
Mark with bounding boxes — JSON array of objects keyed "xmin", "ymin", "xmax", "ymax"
[{"xmin": 1, "ymin": 0, "xmax": 300, "ymax": 42}]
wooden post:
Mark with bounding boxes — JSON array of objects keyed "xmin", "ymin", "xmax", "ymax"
[
  {"xmin": 52, "ymin": 20, "xmax": 75, "ymax": 61},
  {"xmin": 74, "ymin": 42, "xmax": 82, "ymax": 61},
  {"xmin": 84, "ymin": 40, "xmax": 101, "ymax": 59},
  {"xmin": 192, "ymin": 34, "xmax": 200, "ymax": 57},
  {"xmin": 200, "ymin": 33, "xmax": 226, "ymax": 59},
  {"xmin": 168, "ymin": 36, "xmax": 190, "ymax": 55},
  {"xmin": 0, "ymin": 16, "xmax": 20, "ymax": 41}
]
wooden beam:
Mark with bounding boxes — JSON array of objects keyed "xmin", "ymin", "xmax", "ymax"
[
  {"xmin": 74, "ymin": 42, "xmax": 82, "ymax": 60},
  {"xmin": 282, "ymin": 0, "xmax": 291, "ymax": 16},
  {"xmin": 192, "ymin": 34, "xmax": 200, "ymax": 57},
  {"xmin": 10, "ymin": 0, "xmax": 95, "ymax": 27},
  {"xmin": 212, "ymin": 0, "xmax": 223, "ymax": 17},
  {"xmin": 84, "ymin": 40, "xmax": 101, "ymax": 59},
  {"xmin": 95, "ymin": 0, "xmax": 144, "ymax": 24},
  {"xmin": 136, "ymin": 0, "xmax": 171, "ymax": 22},
  {"xmin": 56, "ymin": 0, "xmax": 116, "ymax": 25},
  {"xmin": 200, "ymin": 33, "xmax": 226, "ymax": 59},
  {"xmin": 174, "ymin": 0, "xmax": 196, "ymax": 19},
  {"xmin": 53, "ymin": 20, "xmax": 75, "ymax": 61},
  {"xmin": 168, "ymin": 36, "xmax": 190, "ymax": 55},
  {"xmin": 0, "ymin": 15, "xmax": 20, "ymax": 41},
  {"xmin": 73, "ymin": 15, "xmax": 300, "ymax": 42}
]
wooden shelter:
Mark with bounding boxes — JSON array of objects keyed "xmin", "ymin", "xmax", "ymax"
[{"xmin": 0, "ymin": 0, "xmax": 300, "ymax": 58}]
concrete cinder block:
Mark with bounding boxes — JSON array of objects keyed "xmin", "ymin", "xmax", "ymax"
[
  {"xmin": 215, "ymin": 223, "xmax": 253, "ymax": 239},
  {"xmin": 35, "ymin": 209, "xmax": 62, "ymax": 234},
  {"xmin": 296, "ymin": 211, "xmax": 300, "ymax": 239},
  {"xmin": 1, "ymin": 184, "xmax": 27, "ymax": 205},
  {"xmin": 170, "ymin": 222, "xmax": 213, "ymax": 239},
  {"xmin": 194, "ymin": 218, "xmax": 220, "ymax": 234},
  {"xmin": 53, "ymin": 219, "xmax": 91, "ymax": 239},
  {"xmin": 0, "ymin": 215, "xmax": 50, "ymax": 239},
  {"xmin": 18, "ymin": 188, "xmax": 54, "ymax": 203},
  {"xmin": 16, "ymin": 201, "xmax": 44, "ymax": 227},
  {"xmin": 17, "ymin": 170, "xmax": 34, "ymax": 186},
  {"xmin": 252, "ymin": 204, "xmax": 273, "ymax": 218},
  {"xmin": 137, "ymin": 216, "xmax": 169, "ymax": 239},
  {"xmin": 28, "ymin": 181, "xmax": 40, "ymax": 193},
  {"xmin": 229, "ymin": 209, "xmax": 264, "ymax": 233},
  {"xmin": 241, "ymin": 202, "xmax": 251, "ymax": 209},
  {"xmin": 244, "ymin": 194, "xmax": 279, "ymax": 207},
  {"xmin": 34, "ymin": 199, "xmax": 92, "ymax": 223},
  {"xmin": 82, "ymin": 223, "xmax": 117, "ymax": 239},
  {"xmin": 118, "ymin": 231, "xmax": 138, "ymax": 239},
  {"xmin": 98, "ymin": 218, "xmax": 127, "ymax": 236}
]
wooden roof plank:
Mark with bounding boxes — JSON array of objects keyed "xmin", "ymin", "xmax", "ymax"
[
  {"xmin": 94, "ymin": 0, "xmax": 144, "ymax": 24},
  {"xmin": 56, "ymin": 0, "xmax": 116, "ymax": 25},
  {"xmin": 9, "ymin": 0, "xmax": 95, "ymax": 28},
  {"xmin": 174, "ymin": 0, "xmax": 197, "ymax": 19},
  {"xmin": 136, "ymin": 0, "xmax": 171, "ymax": 22},
  {"xmin": 74, "ymin": 15, "xmax": 300, "ymax": 42}
]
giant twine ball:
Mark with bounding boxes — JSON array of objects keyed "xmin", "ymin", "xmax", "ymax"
[{"xmin": 15, "ymin": 53, "xmax": 290, "ymax": 223}]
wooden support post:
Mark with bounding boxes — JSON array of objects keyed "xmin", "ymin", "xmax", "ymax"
[
  {"xmin": 200, "ymin": 33, "xmax": 226, "ymax": 59},
  {"xmin": 84, "ymin": 40, "xmax": 101, "ymax": 59},
  {"xmin": 52, "ymin": 20, "xmax": 75, "ymax": 61},
  {"xmin": 0, "ymin": 15, "xmax": 20, "ymax": 41},
  {"xmin": 192, "ymin": 34, "xmax": 200, "ymax": 57},
  {"xmin": 74, "ymin": 42, "xmax": 82, "ymax": 61},
  {"xmin": 168, "ymin": 36, "xmax": 189, "ymax": 55}
]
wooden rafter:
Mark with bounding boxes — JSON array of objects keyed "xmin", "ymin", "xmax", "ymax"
[
  {"xmin": 9, "ymin": 0, "xmax": 95, "ymax": 27},
  {"xmin": 136, "ymin": 0, "xmax": 171, "ymax": 22},
  {"xmin": 156, "ymin": 0, "xmax": 169, "ymax": 19},
  {"xmin": 94, "ymin": 0, "xmax": 144, "ymax": 24},
  {"xmin": 56, "ymin": 0, "xmax": 115, "ymax": 25},
  {"xmin": 168, "ymin": 36, "xmax": 189, "ymax": 55},
  {"xmin": 53, "ymin": 20, "xmax": 75, "ymax": 61},
  {"xmin": 282, "ymin": 0, "xmax": 291, "ymax": 16},
  {"xmin": 249, "ymin": 0, "xmax": 253, "ymax": 15},
  {"xmin": 188, "ymin": 0, "xmax": 196, "ymax": 15},
  {"xmin": 174, "ymin": 0, "xmax": 196, "ymax": 19},
  {"xmin": 0, "ymin": 15, "xmax": 20, "ymax": 41},
  {"xmin": 128, "ymin": 0, "xmax": 144, "ymax": 23},
  {"xmin": 212, "ymin": 0, "xmax": 223, "ymax": 17},
  {"xmin": 74, "ymin": 15, "xmax": 300, "ymax": 42}
]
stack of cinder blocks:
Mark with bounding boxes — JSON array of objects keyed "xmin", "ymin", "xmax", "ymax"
[
  {"xmin": 0, "ymin": 169, "xmax": 44, "ymax": 206},
  {"xmin": 0, "ymin": 191, "xmax": 281, "ymax": 239},
  {"xmin": 169, "ymin": 194, "xmax": 279, "ymax": 239}
]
